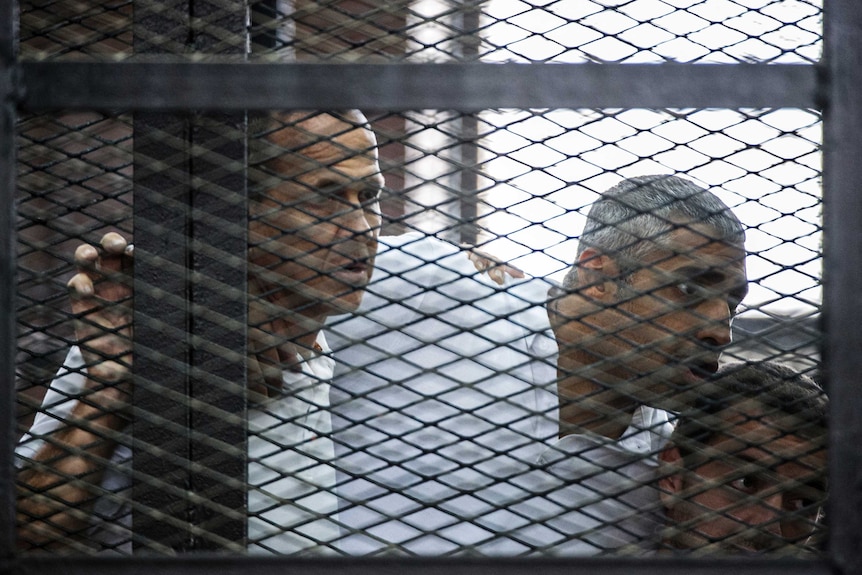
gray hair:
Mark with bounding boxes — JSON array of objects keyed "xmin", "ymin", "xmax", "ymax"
[{"xmin": 563, "ymin": 175, "xmax": 745, "ymax": 289}]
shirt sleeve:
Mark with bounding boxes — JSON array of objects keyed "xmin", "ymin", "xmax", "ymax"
[{"xmin": 16, "ymin": 346, "xmax": 88, "ymax": 464}]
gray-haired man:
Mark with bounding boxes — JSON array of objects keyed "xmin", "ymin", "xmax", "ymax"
[{"xmin": 329, "ymin": 174, "xmax": 750, "ymax": 554}]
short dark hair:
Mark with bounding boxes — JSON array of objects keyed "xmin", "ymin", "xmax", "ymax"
[{"xmin": 672, "ymin": 361, "xmax": 828, "ymax": 462}]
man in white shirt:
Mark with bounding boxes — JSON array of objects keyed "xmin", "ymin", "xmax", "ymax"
[
  {"xmin": 327, "ymin": 174, "xmax": 750, "ymax": 555},
  {"xmin": 16, "ymin": 110, "xmax": 386, "ymax": 554},
  {"xmin": 520, "ymin": 174, "xmax": 750, "ymax": 555}
]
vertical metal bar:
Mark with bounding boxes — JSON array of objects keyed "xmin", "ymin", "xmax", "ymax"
[
  {"xmin": 187, "ymin": 0, "xmax": 248, "ymax": 549},
  {"xmin": 822, "ymin": 1, "xmax": 862, "ymax": 574},
  {"xmin": 132, "ymin": 0, "xmax": 195, "ymax": 552},
  {"xmin": 0, "ymin": 0, "xmax": 19, "ymax": 559},
  {"xmin": 134, "ymin": 0, "xmax": 249, "ymax": 552},
  {"xmin": 251, "ymin": 0, "xmax": 281, "ymax": 52},
  {"xmin": 187, "ymin": 115, "xmax": 248, "ymax": 550},
  {"xmin": 459, "ymin": 113, "xmax": 479, "ymax": 245},
  {"xmin": 457, "ymin": 2, "xmax": 481, "ymax": 245},
  {"xmin": 132, "ymin": 113, "xmax": 194, "ymax": 551}
]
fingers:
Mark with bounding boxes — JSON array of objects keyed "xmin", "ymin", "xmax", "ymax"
[
  {"xmin": 67, "ymin": 272, "xmax": 94, "ymax": 299},
  {"xmin": 68, "ymin": 233, "xmax": 134, "ymax": 297},
  {"xmin": 99, "ymin": 232, "xmax": 133, "ymax": 276},
  {"xmin": 487, "ymin": 265, "xmax": 525, "ymax": 284},
  {"xmin": 488, "ymin": 266, "xmax": 504, "ymax": 285},
  {"xmin": 72, "ymin": 233, "xmax": 133, "ymax": 274},
  {"xmin": 466, "ymin": 249, "xmax": 490, "ymax": 272},
  {"xmin": 503, "ymin": 264, "xmax": 525, "ymax": 279},
  {"xmin": 464, "ymin": 246, "xmax": 526, "ymax": 285},
  {"xmin": 101, "ymin": 232, "xmax": 128, "ymax": 254},
  {"xmin": 73, "ymin": 243, "xmax": 99, "ymax": 268}
]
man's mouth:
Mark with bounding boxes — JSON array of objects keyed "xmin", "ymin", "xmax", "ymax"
[{"xmin": 330, "ymin": 258, "xmax": 371, "ymax": 285}]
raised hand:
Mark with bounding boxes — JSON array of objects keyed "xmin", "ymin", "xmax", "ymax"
[
  {"xmin": 17, "ymin": 232, "xmax": 135, "ymax": 550},
  {"xmin": 67, "ymin": 232, "xmax": 134, "ymax": 403},
  {"xmin": 463, "ymin": 244, "xmax": 525, "ymax": 285}
]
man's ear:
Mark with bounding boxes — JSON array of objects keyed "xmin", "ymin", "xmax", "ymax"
[
  {"xmin": 657, "ymin": 445, "xmax": 685, "ymax": 511},
  {"xmin": 576, "ymin": 248, "xmax": 620, "ymax": 299}
]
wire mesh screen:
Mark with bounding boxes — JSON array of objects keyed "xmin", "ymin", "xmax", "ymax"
[
  {"xmin": 14, "ymin": 0, "xmax": 826, "ymax": 563},
  {"xmin": 18, "ymin": 0, "xmax": 821, "ymax": 63}
]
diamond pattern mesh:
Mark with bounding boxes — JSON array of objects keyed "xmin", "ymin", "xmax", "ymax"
[{"xmin": 14, "ymin": 0, "xmax": 825, "ymax": 560}]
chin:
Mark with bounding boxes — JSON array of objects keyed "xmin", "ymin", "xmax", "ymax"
[{"xmin": 326, "ymin": 291, "xmax": 366, "ymax": 316}]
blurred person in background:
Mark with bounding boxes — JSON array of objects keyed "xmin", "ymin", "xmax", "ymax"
[{"xmin": 487, "ymin": 361, "xmax": 826, "ymax": 557}]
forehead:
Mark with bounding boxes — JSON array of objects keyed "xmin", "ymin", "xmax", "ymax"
[
  {"xmin": 706, "ymin": 408, "xmax": 827, "ymax": 473},
  {"xmin": 640, "ymin": 224, "xmax": 747, "ymax": 279},
  {"xmin": 266, "ymin": 114, "xmax": 381, "ymax": 180},
  {"xmin": 650, "ymin": 224, "xmax": 744, "ymax": 262}
]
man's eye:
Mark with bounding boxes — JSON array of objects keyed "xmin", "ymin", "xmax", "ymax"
[
  {"xmin": 730, "ymin": 475, "xmax": 760, "ymax": 494},
  {"xmin": 360, "ymin": 188, "xmax": 381, "ymax": 205},
  {"xmin": 785, "ymin": 487, "xmax": 825, "ymax": 515},
  {"xmin": 677, "ymin": 282, "xmax": 700, "ymax": 297}
]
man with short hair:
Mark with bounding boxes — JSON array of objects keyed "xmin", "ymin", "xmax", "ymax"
[
  {"xmin": 550, "ymin": 174, "xmax": 748, "ymax": 440},
  {"xmin": 531, "ymin": 175, "xmax": 750, "ymax": 554},
  {"xmin": 16, "ymin": 110, "xmax": 385, "ymax": 554},
  {"xmin": 657, "ymin": 362, "xmax": 827, "ymax": 555},
  {"xmin": 328, "ymin": 174, "xmax": 751, "ymax": 554}
]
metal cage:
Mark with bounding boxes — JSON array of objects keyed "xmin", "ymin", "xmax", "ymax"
[{"xmin": 2, "ymin": 0, "xmax": 860, "ymax": 573}]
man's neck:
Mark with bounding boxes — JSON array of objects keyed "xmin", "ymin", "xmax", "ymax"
[
  {"xmin": 555, "ymin": 358, "xmax": 643, "ymax": 440},
  {"xmin": 558, "ymin": 390, "xmax": 639, "ymax": 440}
]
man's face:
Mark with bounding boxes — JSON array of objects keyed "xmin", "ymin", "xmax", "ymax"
[
  {"xmin": 660, "ymin": 411, "xmax": 827, "ymax": 554},
  {"xmin": 554, "ymin": 223, "xmax": 749, "ymax": 409},
  {"xmin": 250, "ymin": 114, "xmax": 384, "ymax": 317}
]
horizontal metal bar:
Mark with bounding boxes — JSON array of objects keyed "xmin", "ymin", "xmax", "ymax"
[
  {"xmin": 5, "ymin": 556, "xmax": 834, "ymax": 575},
  {"xmin": 18, "ymin": 62, "xmax": 820, "ymax": 111}
]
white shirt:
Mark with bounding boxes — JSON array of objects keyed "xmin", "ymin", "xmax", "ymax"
[
  {"xmin": 17, "ymin": 337, "xmax": 339, "ymax": 555},
  {"xmin": 326, "ymin": 233, "xmax": 560, "ymax": 555},
  {"xmin": 476, "ymin": 406, "xmax": 673, "ymax": 556},
  {"xmin": 248, "ymin": 337, "xmax": 338, "ymax": 554},
  {"xmin": 16, "ymin": 346, "xmax": 135, "ymax": 551}
]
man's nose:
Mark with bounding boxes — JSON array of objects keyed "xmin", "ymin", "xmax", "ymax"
[
  {"xmin": 333, "ymin": 196, "xmax": 377, "ymax": 238},
  {"xmin": 695, "ymin": 298, "xmax": 732, "ymax": 348},
  {"xmin": 738, "ymin": 494, "xmax": 784, "ymax": 536}
]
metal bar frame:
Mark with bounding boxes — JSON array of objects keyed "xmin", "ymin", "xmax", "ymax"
[
  {"xmin": 3, "ymin": 0, "xmax": 860, "ymax": 574},
  {"xmin": 129, "ymin": 0, "xmax": 249, "ymax": 552},
  {"xmin": 18, "ymin": 62, "xmax": 818, "ymax": 111},
  {"xmin": 1, "ymin": 0, "xmax": 20, "ymax": 564},
  {"xmin": 0, "ymin": 555, "xmax": 839, "ymax": 575},
  {"xmin": 821, "ymin": 0, "xmax": 862, "ymax": 573}
]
